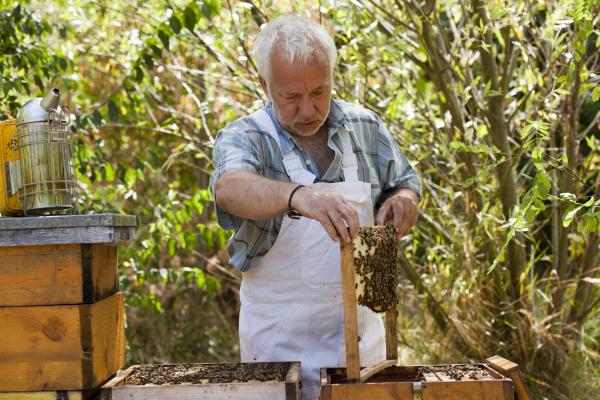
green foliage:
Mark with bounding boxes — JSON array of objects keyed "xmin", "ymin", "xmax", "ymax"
[{"xmin": 0, "ymin": 1, "xmax": 65, "ymax": 117}]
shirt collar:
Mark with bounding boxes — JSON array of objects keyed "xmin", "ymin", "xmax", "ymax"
[{"xmin": 263, "ymin": 99, "xmax": 348, "ymax": 155}]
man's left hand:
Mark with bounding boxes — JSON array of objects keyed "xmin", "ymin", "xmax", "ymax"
[{"xmin": 375, "ymin": 189, "xmax": 419, "ymax": 238}]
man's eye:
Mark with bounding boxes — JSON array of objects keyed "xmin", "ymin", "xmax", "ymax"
[{"xmin": 284, "ymin": 94, "xmax": 299, "ymax": 100}]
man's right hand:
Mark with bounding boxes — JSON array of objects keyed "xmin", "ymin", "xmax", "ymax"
[{"xmin": 290, "ymin": 186, "xmax": 359, "ymax": 243}]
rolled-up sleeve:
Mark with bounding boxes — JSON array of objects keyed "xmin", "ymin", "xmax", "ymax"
[
  {"xmin": 209, "ymin": 127, "xmax": 262, "ymax": 230},
  {"xmin": 375, "ymin": 116, "xmax": 422, "ymax": 200}
]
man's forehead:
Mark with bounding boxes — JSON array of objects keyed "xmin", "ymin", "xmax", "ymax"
[{"xmin": 271, "ymin": 48, "xmax": 328, "ymax": 66}]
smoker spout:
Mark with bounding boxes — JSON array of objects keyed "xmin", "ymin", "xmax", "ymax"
[{"xmin": 40, "ymin": 88, "xmax": 61, "ymax": 111}]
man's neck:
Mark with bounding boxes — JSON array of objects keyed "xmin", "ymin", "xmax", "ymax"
[
  {"xmin": 292, "ymin": 124, "xmax": 334, "ymax": 176},
  {"xmin": 292, "ymin": 124, "xmax": 329, "ymax": 147}
]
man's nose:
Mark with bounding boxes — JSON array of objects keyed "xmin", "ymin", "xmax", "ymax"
[{"xmin": 298, "ymin": 97, "xmax": 316, "ymax": 118}]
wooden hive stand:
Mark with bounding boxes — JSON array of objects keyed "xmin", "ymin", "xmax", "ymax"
[{"xmin": 0, "ymin": 214, "xmax": 136, "ymax": 398}]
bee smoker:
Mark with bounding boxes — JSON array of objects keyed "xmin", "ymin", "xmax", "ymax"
[{"xmin": 0, "ymin": 88, "xmax": 77, "ymax": 216}]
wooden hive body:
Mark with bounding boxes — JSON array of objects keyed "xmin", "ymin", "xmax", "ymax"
[
  {"xmin": 101, "ymin": 362, "xmax": 301, "ymax": 400},
  {"xmin": 0, "ymin": 243, "xmax": 117, "ymax": 307},
  {"xmin": 321, "ymin": 364, "xmax": 514, "ymax": 400},
  {"xmin": 0, "ymin": 293, "xmax": 126, "ymax": 391}
]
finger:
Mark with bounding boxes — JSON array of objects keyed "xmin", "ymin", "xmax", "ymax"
[
  {"xmin": 400, "ymin": 200, "xmax": 418, "ymax": 236},
  {"xmin": 339, "ymin": 203, "xmax": 360, "ymax": 238},
  {"xmin": 318, "ymin": 214, "xmax": 339, "ymax": 241},
  {"xmin": 406, "ymin": 202, "xmax": 419, "ymax": 229},
  {"xmin": 329, "ymin": 209, "xmax": 352, "ymax": 243},
  {"xmin": 376, "ymin": 200, "xmax": 391, "ymax": 226},
  {"xmin": 393, "ymin": 202, "xmax": 408, "ymax": 238}
]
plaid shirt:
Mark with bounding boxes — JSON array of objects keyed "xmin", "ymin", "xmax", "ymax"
[{"xmin": 210, "ymin": 99, "xmax": 422, "ymax": 272}]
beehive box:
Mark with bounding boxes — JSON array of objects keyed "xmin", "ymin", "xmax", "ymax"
[
  {"xmin": 0, "ymin": 243, "xmax": 117, "ymax": 307},
  {"xmin": 0, "ymin": 387, "xmax": 102, "ymax": 399},
  {"xmin": 320, "ymin": 363, "xmax": 514, "ymax": 400},
  {"xmin": 101, "ymin": 362, "xmax": 301, "ymax": 400},
  {"xmin": 0, "ymin": 214, "xmax": 136, "ymax": 307},
  {"xmin": 0, "ymin": 292, "xmax": 126, "ymax": 391}
]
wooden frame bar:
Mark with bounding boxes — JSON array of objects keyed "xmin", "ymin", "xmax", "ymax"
[
  {"xmin": 340, "ymin": 242, "xmax": 360, "ymax": 381},
  {"xmin": 486, "ymin": 355, "xmax": 531, "ymax": 400}
]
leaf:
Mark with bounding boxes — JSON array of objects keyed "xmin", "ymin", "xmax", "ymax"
[
  {"xmin": 104, "ymin": 163, "xmax": 115, "ymax": 182},
  {"xmin": 107, "ymin": 100, "xmax": 119, "ymax": 122},
  {"xmin": 592, "ymin": 85, "xmax": 600, "ymax": 102},
  {"xmin": 11, "ymin": 4, "xmax": 22, "ymax": 20},
  {"xmin": 168, "ymin": 239, "xmax": 176, "ymax": 257},
  {"xmin": 579, "ymin": 214, "xmax": 598, "ymax": 234},
  {"xmin": 202, "ymin": 0, "xmax": 221, "ymax": 18},
  {"xmin": 195, "ymin": 269, "xmax": 207, "ymax": 288},
  {"xmin": 533, "ymin": 172, "xmax": 551, "ymax": 199},
  {"xmin": 91, "ymin": 110, "xmax": 103, "ymax": 127},
  {"xmin": 2, "ymin": 80, "xmax": 12, "ymax": 96},
  {"xmin": 158, "ymin": 29, "xmax": 170, "ymax": 50},
  {"xmin": 583, "ymin": 196, "xmax": 595, "ymax": 207},
  {"xmin": 142, "ymin": 53, "xmax": 154, "ymax": 69},
  {"xmin": 563, "ymin": 204, "xmax": 583, "ymax": 227},
  {"xmin": 531, "ymin": 148, "xmax": 543, "ymax": 159},
  {"xmin": 150, "ymin": 44, "xmax": 162, "ymax": 58},
  {"xmin": 169, "ymin": 15, "xmax": 182, "ymax": 34},
  {"xmin": 476, "ymin": 124, "xmax": 488, "ymax": 138},
  {"xmin": 58, "ymin": 57, "xmax": 68, "ymax": 70},
  {"xmin": 184, "ymin": 6, "xmax": 197, "ymax": 31},
  {"xmin": 134, "ymin": 65, "xmax": 144, "ymax": 83},
  {"xmin": 124, "ymin": 167, "xmax": 137, "ymax": 188}
]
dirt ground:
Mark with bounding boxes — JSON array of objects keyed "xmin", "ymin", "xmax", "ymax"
[{"xmin": 123, "ymin": 362, "xmax": 290, "ymax": 385}]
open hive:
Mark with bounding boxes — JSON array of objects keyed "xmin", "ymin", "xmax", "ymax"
[
  {"xmin": 321, "ymin": 362, "xmax": 515, "ymax": 400},
  {"xmin": 101, "ymin": 362, "xmax": 301, "ymax": 400},
  {"xmin": 353, "ymin": 225, "xmax": 399, "ymax": 312}
]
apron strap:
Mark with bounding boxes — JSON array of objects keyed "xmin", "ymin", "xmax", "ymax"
[
  {"xmin": 250, "ymin": 109, "xmax": 281, "ymax": 149},
  {"xmin": 250, "ymin": 109, "xmax": 317, "ymax": 185},
  {"xmin": 339, "ymin": 125, "xmax": 359, "ymax": 183}
]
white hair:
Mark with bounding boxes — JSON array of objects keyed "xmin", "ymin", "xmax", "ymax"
[{"xmin": 252, "ymin": 15, "xmax": 337, "ymax": 81}]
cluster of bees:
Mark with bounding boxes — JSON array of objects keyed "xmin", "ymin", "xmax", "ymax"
[
  {"xmin": 416, "ymin": 364, "xmax": 493, "ymax": 381},
  {"xmin": 352, "ymin": 225, "xmax": 399, "ymax": 312}
]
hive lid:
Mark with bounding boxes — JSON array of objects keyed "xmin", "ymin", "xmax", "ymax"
[{"xmin": 0, "ymin": 214, "xmax": 137, "ymax": 246}]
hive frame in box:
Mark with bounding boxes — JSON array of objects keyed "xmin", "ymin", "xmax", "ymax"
[
  {"xmin": 339, "ymin": 235, "xmax": 399, "ymax": 382},
  {"xmin": 101, "ymin": 362, "xmax": 301, "ymax": 400}
]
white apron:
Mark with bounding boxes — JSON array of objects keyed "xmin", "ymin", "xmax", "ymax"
[{"xmin": 239, "ymin": 110, "xmax": 385, "ymax": 400}]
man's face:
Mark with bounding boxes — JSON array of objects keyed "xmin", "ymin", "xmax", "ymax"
[{"xmin": 260, "ymin": 48, "xmax": 332, "ymax": 137}]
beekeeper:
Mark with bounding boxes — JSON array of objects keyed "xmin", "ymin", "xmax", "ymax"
[{"xmin": 210, "ymin": 15, "xmax": 421, "ymax": 400}]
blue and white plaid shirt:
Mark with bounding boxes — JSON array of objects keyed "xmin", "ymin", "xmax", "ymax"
[{"xmin": 210, "ymin": 99, "xmax": 422, "ymax": 272}]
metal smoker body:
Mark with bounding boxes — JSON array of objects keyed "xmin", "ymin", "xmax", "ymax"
[{"xmin": 0, "ymin": 88, "xmax": 77, "ymax": 215}]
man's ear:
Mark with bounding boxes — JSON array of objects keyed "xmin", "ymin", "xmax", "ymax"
[{"xmin": 259, "ymin": 76, "xmax": 269, "ymax": 98}]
